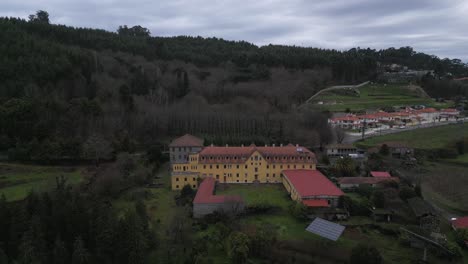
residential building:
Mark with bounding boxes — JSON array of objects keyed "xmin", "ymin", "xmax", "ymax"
[
  {"xmin": 325, "ymin": 144, "xmax": 362, "ymax": 157},
  {"xmin": 451, "ymin": 216, "xmax": 468, "ymax": 230},
  {"xmin": 337, "ymin": 177, "xmax": 399, "ymax": 190},
  {"xmin": 282, "ymin": 170, "xmax": 343, "ymax": 208},
  {"xmin": 380, "ymin": 141, "xmax": 414, "ymax": 157}
]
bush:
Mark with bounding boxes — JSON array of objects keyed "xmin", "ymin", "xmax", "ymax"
[
  {"xmin": 372, "ymin": 191, "xmax": 385, "ymax": 208},
  {"xmin": 399, "ymin": 186, "xmax": 417, "ymax": 201},
  {"xmin": 350, "ymin": 244, "xmax": 382, "ymax": 264}
]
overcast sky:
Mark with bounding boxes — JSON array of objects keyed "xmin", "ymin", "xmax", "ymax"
[{"xmin": 2, "ymin": 0, "xmax": 468, "ymax": 61}]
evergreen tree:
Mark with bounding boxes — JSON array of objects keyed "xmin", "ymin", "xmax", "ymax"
[{"xmin": 72, "ymin": 237, "xmax": 89, "ymax": 264}]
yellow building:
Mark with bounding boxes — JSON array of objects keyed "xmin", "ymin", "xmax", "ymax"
[{"xmin": 170, "ymin": 138, "xmax": 317, "ymax": 190}]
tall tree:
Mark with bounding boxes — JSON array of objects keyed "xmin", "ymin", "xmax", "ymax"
[{"xmin": 28, "ymin": 10, "xmax": 50, "ymax": 24}]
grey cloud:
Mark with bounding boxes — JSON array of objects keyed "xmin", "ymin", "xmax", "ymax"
[{"xmin": 1, "ymin": 0, "xmax": 467, "ymax": 60}]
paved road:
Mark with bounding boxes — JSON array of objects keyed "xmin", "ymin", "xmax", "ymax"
[
  {"xmin": 298, "ymin": 81, "xmax": 370, "ymax": 109},
  {"xmin": 343, "ymin": 119, "xmax": 466, "ymax": 144}
]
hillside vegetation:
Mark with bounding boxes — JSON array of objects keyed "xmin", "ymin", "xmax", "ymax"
[{"xmin": 1, "ymin": 15, "xmax": 468, "ymax": 164}]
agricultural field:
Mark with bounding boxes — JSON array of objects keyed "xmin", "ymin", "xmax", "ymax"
[
  {"xmin": 0, "ymin": 163, "xmax": 86, "ymax": 201},
  {"xmin": 356, "ymin": 122, "xmax": 468, "ymax": 149},
  {"xmin": 310, "ymin": 83, "xmax": 451, "ymax": 112}
]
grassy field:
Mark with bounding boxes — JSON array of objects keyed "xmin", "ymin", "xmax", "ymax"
[
  {"xmin": 310, "ymin": 83, "xmax": 451, "ymax": 112},
  {"xmin": 356, "ymin": 123, "xmax": 468, "ymax": 149},
  {"xmin": 445, "ymin": 153, "xmax": 468, "ymax": 166},
  {"xmin": 0, "ymin": 163, "xmax": 85, "ymax": 201}
]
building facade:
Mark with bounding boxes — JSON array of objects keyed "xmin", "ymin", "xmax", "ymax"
[
  {"xmin": 170, "ymin": 138, "xmax": 317, "ymax": 190},
  {"xmin": 169, "ymin": 134, "xmax": 204, "ymax": 164}
]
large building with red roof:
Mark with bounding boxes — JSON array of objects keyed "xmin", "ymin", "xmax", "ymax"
[
  {"xmin": 169, "ymin": 134, "xmax": 204, "ymax": 164},
  {"xmin": 281, "ymin": 170, "xmax": 344, "ymax": 207},
  {"xmin": 170, "ymin": 135, "xmax": 317, "ymax": 190}
]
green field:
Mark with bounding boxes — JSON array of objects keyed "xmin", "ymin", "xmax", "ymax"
[
  {"xmin": 356, "ymin": 123, "xmax": 468, "ymax": 149},
  {"xmin": 0, "ymin": 163, "xmax": 85, "ymax": 201},
  {"xmin": 310, "ymin": 83, "xmax": 451, "ymax": 112}
]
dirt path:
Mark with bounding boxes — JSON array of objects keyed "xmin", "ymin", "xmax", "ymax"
[{"xmin": 299, "ymin": 81, "xmax": 370, "ymax": 108}]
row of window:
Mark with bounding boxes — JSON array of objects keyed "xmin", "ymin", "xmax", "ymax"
[
  {"xmin": 200, "ymin": 155, "xmax": 312, "ymax": 161},
  {"xmin": 200, "ymin": 164, "xmax": 313, "ymax": 170},
  {"xmin": 175, "ymin": 184, "xmax": 197, "ymax": 189},
  {"xmin": 174, "ymin": 177, "xmax": 197, "ymax": 182}
]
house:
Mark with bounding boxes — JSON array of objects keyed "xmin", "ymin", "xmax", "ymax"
[
  {"xmin": 325, "ymin": 144, "xmax": 363, "ymax": 157},
  {"xmin": 328, "ymin": 116, "xmax": 361, "ymax": 130},
  {"xmin": 193, "ymin": 177, "xmax": 244, "ymax": 218},
  {"xmin": 170, "ymin": 137, "xmax": 317, "ymax": 190},
  {"xmin": 407, "ymin": 197, "xmax": 439, "ymax": 231},
  {"xmin": 169, "ymin": 134, "xmax": 204, "ymax": 164},
  {"xmin": 281, "ymin": 170, "xmax": 344, "ymax": 208},
  {"xmin": 370, "ymin": 171, "xmax": 391, "ymax": 178},
  {"xmin": 451, "ymin": 217, "xmax": 468, "ymax": 230},
  {"xmin": 380, "ymin": 141, "xmax": 414, "ymax": 158},
  {"xmin": 337, "ymin": 177, "xmax": 399, "ymax": 190}
]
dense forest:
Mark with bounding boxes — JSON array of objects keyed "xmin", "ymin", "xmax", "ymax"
[{"xmin": 1, "ymin": 11, "xmax": 468, "ymax": 163}]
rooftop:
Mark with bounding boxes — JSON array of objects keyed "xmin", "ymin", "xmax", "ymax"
[
  {"xmin": 338, "ymin": 177, "xmax": 399, "ymax": 185},
  {"xmin": 169, "ymin": 134, "xmax": 204, "ymax": 147},
  {"xmin": 370, "ymin": 171, "xmax": 391, "ymax": 178},
  {"xmin": 198, "ymin": 145, "xmax": 317, "ymax": 164},
  {"xmin": 282, "ymin": 170, "xmax": 344, "ymax": 198},
  {"xmin": 452, "ymin": 216, "xmax": 468, "ymax": 229},
  {"xmin": 303, "ymin": 199, "xmax": 330, "ymax": 207},
  {"xmin": 193, "ymin": 177, "xmax": 243, "ymax": 204}
]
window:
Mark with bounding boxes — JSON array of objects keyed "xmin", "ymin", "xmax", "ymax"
[
  {"xmin": 273, "ymin": 174, "xmax": 276, "ymax": 177},
  {"xmin": 192, "ymin": 185, "xmax": 196, "ymax": 188},
  {"xmin": 210, "ymin": 165, "xmax": 213, "ymax": 169},
  {"xmin": 266, "ymin": 165, "xmax": 269, "ymax": 169},
  {"xmin": 176, "ymin": 185, "xmax": 179, "ymax": 188},
  {"xmin": 216, "ymin": 165, "xmax": 219, "ymax": 169},
  {"xmin": 236, "ymin": 173, "xmax": 239, "ymax": 177},
  {"xmin": 245, "ymin": 165, "xmax": 248, "ymax": 169},
  {"xmin": 280, "ymin": 165, "xmax": 283, "ymax": 169},
  {"xmin": 184, "ymin": 178, "xmax": 187, "ymax": 181},
  {"xmin": 310, "ymin": 165, "xmax": 313, "ymax": 169},
  {"xmin": 254, "ymin": 168, "xmax": 258, "ymax": 172},
  {"xmin": 204, "ymin": 165, "xmax": 206, "ymax": 169},
  {"xmin": 302, "ymin": 165, "xmax": 305, "ymax": 169},
  {"xmin": 244, "ymin": 180, "xmax": 247, "ymax": 183},
  {"xmin": 224, "ymin": 165, "xmax": 226, "ymax": 169},
  {"xmin": 216, "ymin": 175, "xmax": 219, "ymax": 179},
  {"xmin": 237, "ymin": 165, "xmax": 239, "ymax": 169},
  {"xmin": 266, "ymin": 173, "xmax": 269, "ymax": 177},
  {"xmin": 176, "ymin": 178, "xmax": 179, "ymax": 181},
  {"xmin": 287, "ymin": 165, "xmax": 290, "ymax": 169},
  {"xmin": 293, "ymin": 165, "xmax": 296, "ymax": 169},
  {"xmin": 236, "ymin": 180, "xmax": 239, "ymax": 182},
  {"xmin": 273, "ymin": 165, "xmax": 276, "ymax": 169}
]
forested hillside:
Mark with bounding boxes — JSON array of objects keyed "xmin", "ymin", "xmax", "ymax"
[{"xmin": 1, "ymin": 14, "xmax": 468, "ymax": 162}]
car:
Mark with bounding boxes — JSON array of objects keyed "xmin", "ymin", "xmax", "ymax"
[{"xmin": 398, "ymin": 125, "xmax": 406, "ymax": 129}]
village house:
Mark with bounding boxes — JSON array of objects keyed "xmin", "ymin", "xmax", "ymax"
[
  {"xmin": 380, "ymin": 141, "xmax": 414, "ymax": 158},
  {"xmin": 325, "ymin": 144, "xmax": 363, "ymax": 158},
  {"xmin": 370, "ymin": 171, "xmax": 391, "ymax": 178},
  {"xmin": 337, "ymin": 176, "xmax": 399, "ymax": 190}
]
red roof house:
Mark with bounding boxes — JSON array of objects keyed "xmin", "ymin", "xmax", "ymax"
[
  {"xmin": 452, "ymin": 217, "xmax": 468, "ymax": 229},
  {"xmin": 282, "ymin": 170, "xmax": 343, "ymax": 207},
  {"xmin": 193, "ymin": 178, "xmax": 244, "ymax": 218},
  {"xmin": 338, "ymin": 177, "xmax": 399, "ymax": 189},
  {"xmin": 370, "ymin": 171, "xmax": 391, "ymax": 178}
]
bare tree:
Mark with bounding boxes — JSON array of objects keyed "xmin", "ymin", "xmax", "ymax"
[
  {"xmin": 334, "ymin": 127, "xmax": 346, "ymax": 143},
  {"xmin": 83, "ymin": 134, "xmax": 113, "ymax": 166}
]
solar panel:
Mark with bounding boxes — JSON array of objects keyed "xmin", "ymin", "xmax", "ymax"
[{"xmin": 305, "ymin": 217, "xmax": 345, "ymax": 241}]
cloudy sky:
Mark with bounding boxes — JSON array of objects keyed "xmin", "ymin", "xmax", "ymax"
[{"xmin": 2, "ymin": 0, "xmax": 468, "ymax": 60}]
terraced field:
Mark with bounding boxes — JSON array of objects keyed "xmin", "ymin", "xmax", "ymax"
[{"xmin": 310, "ymin": 83, "xmax": 451, "ymax": 112}]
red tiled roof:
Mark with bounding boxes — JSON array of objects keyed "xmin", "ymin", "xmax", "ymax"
[
  {"xmin": 338, "ymin": 177, "xmax": 399, "ymax": 185},
  {"xmin": 169, "ymin": 134, "xmax": 204, "ymax": 147},
  {"xmin": 302, "ymin": 199, "xmax": 330, "ymax": 207},
  {"xmin": 198, "ymin": 145, "xmax": 317, "ymax": 164},
  {"xmin": 193, "ymin": 177, "xmax": 243, "ymax": 204},
  {"xmin": 331, "ymin": 116, "xmax": 359, "ymax": 122},
  {"xmin": 416, "ymin": 108, "xmax": 437, "ymax": 113},
  {"xmin": 441, "ymin": 108, "xmax": 459, "ymax": 113},
  {"xmin": 452, "ymin": 217, "xmax": 468, "ymax": 229},
  {"xmin": 370, "ymin": 171, "xmax": 391, "ymax": 178},
  {"xmin": 282, "ymin": 170, "xmax": 344, "ymax": 198}
]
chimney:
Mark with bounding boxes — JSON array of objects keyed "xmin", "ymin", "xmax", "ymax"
[
  {"xmin": 211, "ymin": 143, "xmax": 214, "ymax": 147},
  {"xmin": 296, "ymin": 144, "xmax": 299, "ymax": 147},
  {"xmin": 265, "ymin": 144, "xmax": 267, "ymax": 147},
  {"xmin": 226, "ymin": 144, "xmax": 228, "ymax": 147},
  {"xmin": 280, "ymin": 144, "xmax": 283, "ymax": 147},
  {"xmin": 241, "ymin": 144, "xmax": 244, "ymax": 147},
  {"xmin": 273, "ymin": 144, "xmax": 275, "ymax": 147}
]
